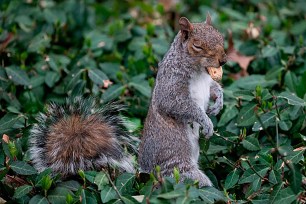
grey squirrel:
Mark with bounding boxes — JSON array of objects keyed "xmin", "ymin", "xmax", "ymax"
[{"xmin": 29, "ymin": 15, "xmax": 226, "ymax": 187}]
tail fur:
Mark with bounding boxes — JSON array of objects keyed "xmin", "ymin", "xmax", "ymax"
[{"xmin": 29, "ymin": 97, "xmax": 138, "ymax": 176}]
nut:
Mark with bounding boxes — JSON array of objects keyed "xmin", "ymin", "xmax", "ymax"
[{"xmin": 207, "ymin": 66, "xmax": 223, "ymax": 81}]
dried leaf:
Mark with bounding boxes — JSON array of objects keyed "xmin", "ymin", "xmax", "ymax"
[
  {"xmin": 226, "ymin": 30, "xmax": 255, "ymax": 78},
  {"xmin": 2, "ymin": 134, "xmax": 10, "ymax": 143}
]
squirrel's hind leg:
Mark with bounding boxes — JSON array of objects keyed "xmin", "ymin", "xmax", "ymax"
[{"xmin": 180, "ymin": 167, "xmax": 212, "ymax": 187}]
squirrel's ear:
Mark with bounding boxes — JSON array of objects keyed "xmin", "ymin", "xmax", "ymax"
[
  {"xmin": 205, "ymin": 13, "xmax": 212, "ymax": 26},
  {"xmin": 179, "ymin": 17, "xmax": 193, "ymax": 41}
]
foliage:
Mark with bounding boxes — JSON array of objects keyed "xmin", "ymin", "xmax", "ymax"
[{"xmin": 0, "ymin": 0, "xmax": 305, "ymax": 203}]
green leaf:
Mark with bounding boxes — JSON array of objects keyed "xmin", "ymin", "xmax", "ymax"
[
  {"xmin": 48, "ymin": 187, "xmax": 73, "ymax": 204},
  {"xmin": 206, "ymin": 143, "xmax": 228, "ymax": 155},
  {"xmin": 285, "ymin": 149, "xmax": 305, "ymax": 164},
  {"xmin": 288, "ymin": 164, "xmax": 302, "ymax": 194},
  {"xmin": 284, "ymin": 71, "xmax": 298, "ymax": 93},
  {"xmin": 0, "ymin": 113, "xmax": 21, "ymax": 134},
  {"xmin": 115, "ymin": 173, "xmax": 135, "ymax": 195},
  {"xmin": 10, "ymin": 161, "xmax": 37, "ymax": 175},
  {"xmin": 224, "ymin": 168, "xmax": 240, "ymax": 189},
  {"xmin": 270, "ymin": 183, "xmax": 283, "ymax": 203},
  {"xmin": 94, "ymin": 172, "xmax": 109, "ymax": 190},
  {"xmin": 58, "ymin": 180, "xmax": 81, "ymax": 191},
  {"xmin": 66, "ymin": 69, "xmax": 85, "ymax": 91},
  {"xmin": 45, "ymin": 71, "xmax": 60, "ymax": 88},
  {"xmin": 101, "ymin": 84, "xmax": 125, "ymax": 102},
  {"xmin": 278, "ymin": 91, "xmax": 306, "ymax": 106},
  {"xmin": 241, "ymin": 135, "xmax": 261, "ymax": 151},
  {"xmin": 88, "ymin": 68, "xmax": 108, "ymax": 86},
  {"xmin": 230, "ymin": 75, "xmax": 277, "ymax": 90},
  {"xmin": 271, "ymin": 187, "xmax": 297, "ymax": 204},
  {"xmin": 100, "ymin": 186, "xmax": 118, "ymax": 203},
  {"xmin": 121, "ymin": 196, "xmax": 139, "ymax": 204},
  {"xmin": 291, "ymin": 20, "xmax": 306, "ymax": 35},
  {"xmin": 239, "ymin": 165, "xmax": 269, "ymax": 184},
  {"xmin": 218, "ymin": 106, "xmax": 238, "ymax": 127},
  {"xmin": 84, "ymin": 171, "xmax": 97, "ymax": 183},
  {"xmin": 269, "ymin": 170, "xmax": 281, "ymax": 185},
  {"xmin": 5, "ymin": 66, "xmax": 30, "ymax": 86},
  {"xmin": 80, "ymin": 189, "xmax": 97, "ymax": 204},
  {"xmin": 198, "ymin": 187, "xmax": 226, "ymax": 203},
  {"xmin": 251, "ymin": 177, "xmax": 261, "ymax": 192},
  {"xmin": 233, "ymin": 90, "xmax": 254, "ymax": 101},
  {"xmin": 29, "ymin": 195, "xmax": 49, "ymax": 204},
  {"xmin": 262, "ymin": 46, "xmax": 278, "ymax": 58},
  {"xmin": 129, "ymin": 81, "xmax": 151, "ymax": 97},
  {"xmin": 157, "ymin": 190, "xmax": 184, "ymax": 199},
  {"xmin": 129, "ymin": 74, "xmax": 152, "ymax": 97},
  {"xmin": 278, "ymin": 120, "xmax": 292, "ymax": 131},
  {"xmin": 13, "ymin": 185, "xmax": 33, "ymax": 199},
  {"xmin": 252, "ymin": 112, "xmax": 276, "ymax": 131},
  {"xmin": 237, "ymin": 103, "xmax": 257, "ymax": 127}
]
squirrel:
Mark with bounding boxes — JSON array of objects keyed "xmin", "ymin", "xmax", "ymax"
[
  {"xmin": 139, "ymin": 14, "xmax": 226, "ymax": 187},
  {"xmin": 29, "ymin": 14, "xmax": 226, "ymax": 187}
]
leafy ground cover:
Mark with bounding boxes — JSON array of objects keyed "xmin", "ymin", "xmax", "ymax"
[{"xmin": 0, "ymin": 0, "xmax": 305, "ymax": 203}]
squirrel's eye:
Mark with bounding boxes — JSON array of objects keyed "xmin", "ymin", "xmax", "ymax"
[{"xmin": 192, "ymin": 44, "xmax": 203, "ymax": 51}]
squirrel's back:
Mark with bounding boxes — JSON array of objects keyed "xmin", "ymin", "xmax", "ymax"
[{"xmin": 29, "ymin": 97, "xmax": 136, "ymax": 176}]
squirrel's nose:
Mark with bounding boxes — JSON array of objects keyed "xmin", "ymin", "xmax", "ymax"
[{"xmin": 219, "ymin": 59, "xmax": 227, "ymax": 66}]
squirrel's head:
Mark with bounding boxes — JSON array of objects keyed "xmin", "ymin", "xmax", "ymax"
[{"xmin": 179, "ymin": 14, "xmax": 227, "ymax": 69}]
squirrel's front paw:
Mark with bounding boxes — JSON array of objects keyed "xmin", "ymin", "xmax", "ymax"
[
  {"xmin": 207, "ymin": 100, "xmax": 223, "ymax": 116},
  {"xmin": 201, "ymin": 119, "xmax": 214, "ymax": 139}
]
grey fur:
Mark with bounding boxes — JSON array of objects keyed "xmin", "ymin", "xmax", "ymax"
[{"xmin": 139, "ymin": 18, "xmax": 226, "ymax": 187}]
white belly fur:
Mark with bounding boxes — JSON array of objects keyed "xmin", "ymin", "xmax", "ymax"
[{"xmin": 188, "ymin": 72, "xmax": 212, "ymax": 164}]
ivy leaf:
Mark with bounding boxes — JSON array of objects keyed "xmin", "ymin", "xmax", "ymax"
[
  {"xmin": 224, "ymin": 168, "xmax": 240, "ymax": 189},
  {"xmin": 101, "ymin": 84, "xmax": 125, "ymax": 103},
  {"xmin": 278, "ymin": 91, "xmax": 306, "ymax": 106},
  {"xmin": 198, "ymin": 187, "xmax": 226, "ymax": 203},
  {"xmin": 157, "ymin": 190, "xmax": 184, "ymax": 199},
  {"xmin": 241, "ymin": 135, "xmax": 261, "ymax": 151},
  {"xmin": 269, "ymin": 170, "xmax": 281, "ymax": 185},
  {"xmin": 29, "ymin": 195, "xmax": 49, "ymax": 204},
  {"xmin": 239, "ymin": 165, "xmax": 269, "ymax": 184},
  {"xmin": 262, "ymin": 46, "xmax": 278, "ymax": 58},
  {"xmin": 288, "ymin": 164, "xmax": 302, "ymax": 194},
  {"xmin": 0, "ymin": 113, "xmax": 21, "ymax": 134},
  {"xmin": 80, "ymin": 189, "xmax": 98, "ymax": 204},
  {"xmin": 45, "ymin": 71, "xmax": 60, "ymax": 88},
  {"xmin": 13, "ymin": 185, "xmax": 33, "ymax": 199},
  {"xmin": 252, "ymin": 112, "xmax": 276, "ymax": 131},
  {"xmin": 48, "ymin": 187, "xmax": 73, "ymax": 204},
  {"xmin": 269, "ymin": 183, "xmax": 283, "ymax": 203},
  {"xmin": 10, "ymin": 161, "xmax": 37, "ymax": 175},
  {"xmin": 129, "ymin": 81, "xmax": 151, "ymax": 98},
  {"xmin": 94, "ymin": 172, "xmax": 109, "ymax": 190},
  {"xmin": 84, "ymin": 171, "xmax": 97, "ymax": 183},
  {"xmin": 5, "ymin": 66, "xmax": 30, "ymax": 86},
  {"xmin": 237, "ymin": 103, "xmax": 257, "ymax": 127},
  {"xmin": 88, "ymin": 68, "xmax": 108, "ymax": 86},
  {"xmin": 278, "ymin": 120, "xmax": 292, "ymax": 131},
  {"xmin": 58, "ymin": 180, "xmax": 81, "ymax": 191},
  {"xmin": 251, "ymin": 177, "xmax": 261, "ymax": 192},
  {"xmin": 285, "ymin": 149, "xmax": 305, "ymax": 164},
  {"xmin": 115, "ymin": 173, "xmax": 135, "ymax": 195},
  {"xmin": 218, "ymin": 106, "xmax": 238, "ymax": 127},
  {"xmin": 271, "ymin": 187, "xmax": 297, "ymax": 204},
  {"xmin": 100, "ymin": 186, "xmax": 118, "ymax": 203}
]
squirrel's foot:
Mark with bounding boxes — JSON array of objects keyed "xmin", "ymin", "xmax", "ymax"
[
  {"xmin": 207, "ymin": 100, "xmax": 223, "ymax": 116},
  {"xmin": 201, "ymin": 119, "xmax": 214, "ymax": 138}
]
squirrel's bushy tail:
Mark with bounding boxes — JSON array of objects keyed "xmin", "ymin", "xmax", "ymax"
[{"xmin": 29, "ymin": 97, "xmax": 137, "ymax": 176}]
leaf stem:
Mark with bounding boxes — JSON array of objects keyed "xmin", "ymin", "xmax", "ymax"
[{"xmin": 104, "ymin": 171, "xmax": 125, "ymax": 203}]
